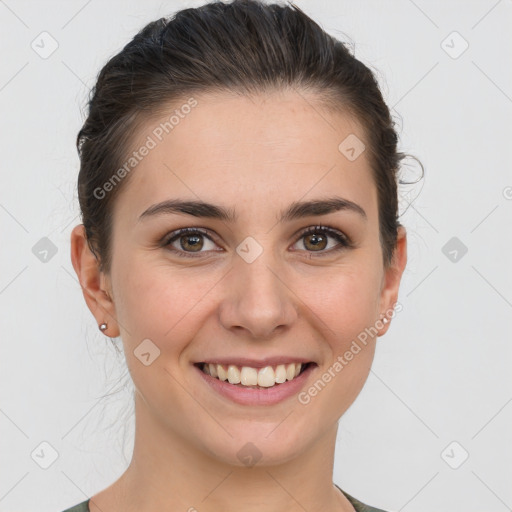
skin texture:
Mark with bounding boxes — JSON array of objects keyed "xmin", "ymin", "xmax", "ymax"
[{"xmin": 71, "ymin": 89, "xmax": 407, "ymax": 512}]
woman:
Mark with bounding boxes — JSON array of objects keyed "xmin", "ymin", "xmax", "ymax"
[{"xmin": 66, "ymin": 0, "xmax": 409, "ymax": 510}]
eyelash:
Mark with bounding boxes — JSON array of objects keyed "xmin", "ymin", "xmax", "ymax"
[{"xmin": 161, "ymin": 225, "xmax": 353, "ymax": 259}]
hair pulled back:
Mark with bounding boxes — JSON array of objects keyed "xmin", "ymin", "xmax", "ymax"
[{"xmin": 77, "ymin": 0, "xmax": 414, "ymax": 274}]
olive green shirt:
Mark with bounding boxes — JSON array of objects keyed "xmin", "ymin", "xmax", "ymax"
[{"xmin": 60, "ymin": 484, "xmax": 389, "ymax": 512}]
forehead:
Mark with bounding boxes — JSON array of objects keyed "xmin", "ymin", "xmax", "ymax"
[{"xmin": 113, "ymin": 89, "xmax": 377, "ymax": 226}]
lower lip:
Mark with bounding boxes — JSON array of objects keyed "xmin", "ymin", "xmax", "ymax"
[{"xmin": 194, "ymin": 364, "xmax": 317, "ymax": 406}]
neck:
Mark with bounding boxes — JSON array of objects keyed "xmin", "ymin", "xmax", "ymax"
[{"xmin": 90, "ymin": 392, "xmax": 355, "ymax": 512}]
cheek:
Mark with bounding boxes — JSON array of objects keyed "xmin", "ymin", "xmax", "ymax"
[
  {"xmin": 291, "ymin": 263, "xmax": 381, "ymax": 419},
  {"xmin": 111, "ymin": 261, "xmax": 213, "ymax": 410},
  {"xmin": 113, "ymin": 251, "xmax": 382, "ymax": 349},
  {"xmin": 111, "ymin": 258, "xmax": 221, "ymax": 349},
  {"xmin": 297, "ymin": 262, "xmax": 382, "ymax": 343}
]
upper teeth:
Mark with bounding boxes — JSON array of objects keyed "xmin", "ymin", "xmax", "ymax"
[{"xmin": 202, "ymin": 362, "xmax": 303, "ymax": 387}]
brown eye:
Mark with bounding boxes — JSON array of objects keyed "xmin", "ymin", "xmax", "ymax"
[
  {"xmin": 302, "ymin": 232, "xmax": 328, "ymax": 251},
  {"xmin": 292, "ymin": 225, "xmax": 351, "ymax": 256},
  {"xmin": 178, "ymin": 233, "xmax": 204, "ymax": 252},
  {"xmin": 163, "ymin": 228, "xmax": 218, "ymax": 258}
]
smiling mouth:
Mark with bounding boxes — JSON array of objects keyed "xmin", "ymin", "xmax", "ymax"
[{"xmin": 194, "ymin": 362, "xmax": 315, "ymax": 388}]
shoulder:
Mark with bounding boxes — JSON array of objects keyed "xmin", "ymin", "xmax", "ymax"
[
  {"xmin": 59, "ymin": 500, "xmax": 90, "ymax": 512},
  {"xmin": 336, "ymin": 484, "xmax": 391, "ymax": 512}
]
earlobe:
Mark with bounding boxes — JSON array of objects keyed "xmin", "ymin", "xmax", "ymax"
[
  {"xmin": 377, "ymin": 225, "xmax": 408, "ymax": 337},
  {"xmin": 70, "ymin": 224, "xmax": 120, "ymax": 337}
]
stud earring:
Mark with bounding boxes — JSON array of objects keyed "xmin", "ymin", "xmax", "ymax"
[{"xmin": 99, "ymin": 322, "xmax": 108, "ymax": 332}]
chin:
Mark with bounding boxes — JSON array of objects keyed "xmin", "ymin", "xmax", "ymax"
[{"xmin": 201, "ymin": 420, "xmax": 314, "ymax": 468}]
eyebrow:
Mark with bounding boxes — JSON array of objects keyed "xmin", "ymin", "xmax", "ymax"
[{"xmin": 138, "ymin": 196, "xmax": 367, "ymax": 223}]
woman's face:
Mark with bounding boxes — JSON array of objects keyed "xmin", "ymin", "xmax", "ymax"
[{"xmin": 95, "ymin": 89, "xmax": 405, "ymax": 466}]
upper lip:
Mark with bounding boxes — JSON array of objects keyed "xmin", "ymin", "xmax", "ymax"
[{"xmin": 195, "ymin": 357, "xmax": 315, "ymax": 369}]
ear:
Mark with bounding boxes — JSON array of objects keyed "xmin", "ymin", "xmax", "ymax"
[
  {"xmin": 377, "ymin": 225, "xmax": 407, "ymax": 336},
  {"xmin": 70, "ymin": 224, "xmax": 120, "ymax": 338}
]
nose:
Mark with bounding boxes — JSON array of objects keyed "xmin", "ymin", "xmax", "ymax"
[{"xmin": 218, "ymin": 252, "xmax": 298, "ymax": 340}]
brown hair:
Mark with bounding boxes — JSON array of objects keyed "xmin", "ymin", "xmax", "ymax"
[{"xmin": 76, "ymin": 0, "xmax": 421, "ymax": 274}]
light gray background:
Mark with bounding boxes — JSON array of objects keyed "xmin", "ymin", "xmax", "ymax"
[{"xmin": 1, "ymin": 1, "xmax": 511, "ymax": 511}]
